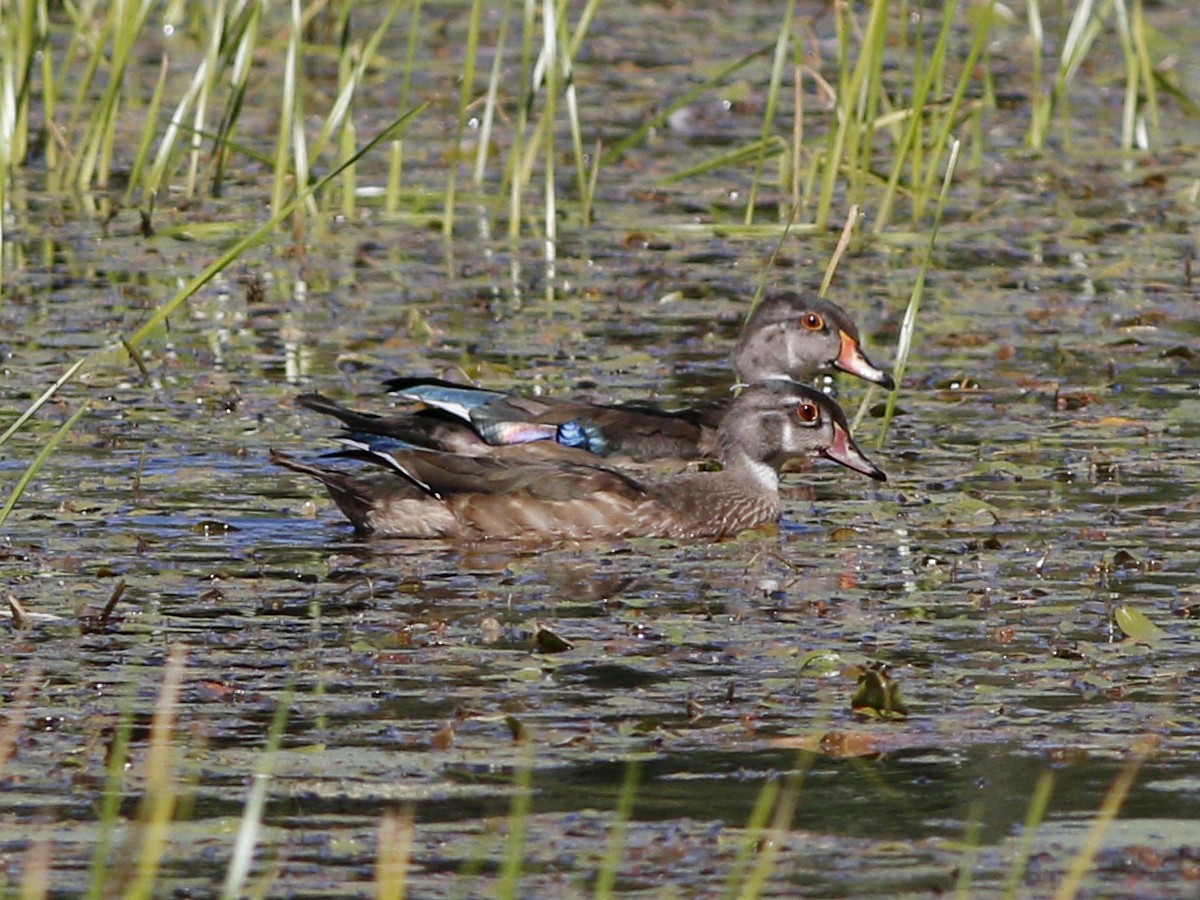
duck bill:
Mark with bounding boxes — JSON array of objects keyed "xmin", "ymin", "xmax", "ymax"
[
  {"xmin": 823, "ymin": 422, "xmax": 887, "ymax": 482},
  {"xmin": 836, "ymin": 330, "xmax": 895, "ymax": 390}
]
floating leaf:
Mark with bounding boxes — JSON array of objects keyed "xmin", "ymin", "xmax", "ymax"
[
  {"xmin": 505, "ymin": 715, "xmax": 529, "ymax": 743},
  {"xmin": 156, "ymin": 221, "xmax": 248, "ymax": 244},
  {"xmin": 796, "ymin": 649, "xmax": 843, "ymax": 675},
  {"xmin": 534, "ymin": 622, "xmax": 574, "ymax": 654},
  {"xmin": 1114, "ymin": 605, "xmax": 1163, "ymax": 642},
  {"xmin": 404, "ymin": 308, "xmax": 438, "ymax": 345},
  {"xmin": 191, "ymin": 519, "xmax": 238, "ymax": 534},
  {"xmin": 1112, "ymin": 549, "xmax": 1139, "ymax": 569},
  {"xmin": 1055, "ymin": 390, "xmax": 1102, "ymax": 411},
  {"xmin": 1173, "ymin": 600, "xmax": 1200, "ymax": 619},
  {"xmin": 851, "ymin": 664, "xmax": 909, "ymax": 719},
  {"xmin": 819, "ymin": 729, "xmax": 887, "ymax": 758},
  {"xmin": 480, "ymin": 616, "xmax": 502, "ymax": 644}
]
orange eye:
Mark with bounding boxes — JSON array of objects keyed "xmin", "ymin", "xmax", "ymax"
[
  {"xmin": 802, "ymin": 312, "xmax": 824, "ymax": 331},
  {"xmin": 796, "ymin": 402, "xmax": 819, "ymax": 423}
]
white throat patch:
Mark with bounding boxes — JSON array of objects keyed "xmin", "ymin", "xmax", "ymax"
[{"xmin": 744, "ymin": 458, "xmax": 779, "ymax": 493}]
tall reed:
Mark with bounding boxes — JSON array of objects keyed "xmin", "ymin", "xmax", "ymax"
[
  {"xmin": 743, "ymin": 0, "xmax": 797, "ymax": 226},
  {"xmin": 0, "ymin": 104, "xmax": 424, "ymax": 530},
  {"xmin": 443, "ymin": 0, "xmax": 484, "ymax": 237}
]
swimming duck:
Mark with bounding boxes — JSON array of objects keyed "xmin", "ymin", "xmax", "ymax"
[
  {"xmin": 272, "ymin": 380, "xmax": 886, "ymax": 540},
  {"xmin": 297, "ymin": 291, "xmax": 893, "ymax": 463}
]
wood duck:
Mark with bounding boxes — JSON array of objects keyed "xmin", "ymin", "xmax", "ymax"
[
  {"xmin": 272, "ymin": 380, "xmax": 886, "ymax": 541},
  {"xmin": 296, "ymin": 292, "xmax": 893, "ymax": 463}
]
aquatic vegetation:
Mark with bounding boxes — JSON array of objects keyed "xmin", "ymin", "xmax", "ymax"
[{"xmin": 1, "ymin": 0, "xmax": 1198, "ymax": 896}]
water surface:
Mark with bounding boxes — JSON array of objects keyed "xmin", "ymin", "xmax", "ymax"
[{"xmin": 3, "ymin": 2, "xmax": 1200, "ymax": 896}]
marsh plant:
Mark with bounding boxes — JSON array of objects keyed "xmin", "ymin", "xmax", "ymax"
[
  {"xmin": 2, "ymin": 0, "xmax": 1172, "ymax": 518},
  {"xmin": 0, "ymin": 0, "xmax": 1186, "ymax": 895}
]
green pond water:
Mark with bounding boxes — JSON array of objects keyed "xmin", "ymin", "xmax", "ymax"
[{"xmin": 3, "ymin": 2, "xmax": 1200, "ymax": 896}]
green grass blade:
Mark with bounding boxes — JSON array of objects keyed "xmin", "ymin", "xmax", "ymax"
[
  {"xmin": 182, "ymin": 0, "xmax": 227, "ymax": 198},
  {"xmin": 210, "ymin": 0, "xmax": 262, "ymax": 196},
  {"xmin": 124, "ymin": 54, "xmax": 171, "ymax": 206},
  {"xmin": 143, "ymin": 55, "xmax": 212, "ymax": 204},
  {"xmin": 386, "ymin": 0, "xmax": 424, "ymax": 209},
  {"xmin": 221, "ymin": 679, "xmax": 293, "ymax": 899},
  {"xmin": 129, "ymin": 104, "xmax": 425, "ymax": 351},
  {"xmin": 496, "ymin": 749, "xmax": 534, "ymax": 900},
  {"xmin": 1002, "ymin": 770, "xmax": 1055, "ymax": 900},
  {"xmin": 444, "ymin": 0, "xmax": 484, "ymax": 237},
  {"xmin": 874, "ymin": 0, "xmax": 958, "ymax": 233},
  {"xmin": 0, "ymin": 400, "xmax": 90, "ymax": 532},
  {"xmin": 743, "ymin": 0, "xmax": 795, "ymax": 225},
  {"xmin": 876, "ymin": 137, "xmax": 961, "ymax": 447},
  {"xmin": 1026, "ymin": 0, "xmax": 1049, "ymax": 148},
  {"xmin": 542, "ymin": 0, "xmax": 560, "ymax": 267},
  {"xmin": 556, "ymin": 0, "xmax": 588, "ymax": 228},
  {"xmin": 1131, "ymin": 0, "xmax": 1160, "ymax": 146},
  {"xmin": 375, "ymin": 809, "xmax": 413, "ymax": 900},
  {"xmin": 272, "ymin": 0, "xmax": 302, "ymax": 216},
  {"xmin": 845, "ymin": 0, "xmax": 889, "ymax": 217},
  {"xmin": 739, "ymin": 767, "xmax": 808, "ymax": 899},
  {"xmin": 7, "ymin": 0, "xmax": 41, "ymax": 165},
  {"xmin": 58, "ymin": 0, "xmax": 104, "ymax": 181},
  {"xmin": 1052, "ymin": 743, "xmax": 1151, "ymax": 900},
  {"xmin": 721, "ymin": 777, "xmax": 781, "ymax": 898},
  {"xmin": 84, "ymin": 701, "xmax": 136, "ymax": 900},
  {"xmin": 123, "ymin": 644, "xmax": 187, "ymax": 900},
  {"xmin": 955, "ymin": 798, "xmax": 986, "ymax": 899},
  {"xmin": 663, "ymin": 135, "xmax": 786, "ymax": 185},
  {"xmin": 814, "ymin": 0, "xmax": 887, "ymax": 230},
  {"xmin": 0, "ymin": 358, "xmax": 87, "ymax": 449},
  {"xmin": 1, "ymin": 107, "xmax": 424, "ymax": 537},
  {"xmin": 310, "ymin": 0, "xmax": 409, "ymax": 167},
  {"xmin": 0, "ymin": 41, "xmax": 9, "ymax": 282},
  {"xmin": 594, "ymin": 761, "xmax": 640, "ymax": 899},
  {"xmin": 74, "ymin": 0, "xmax": 155, "ymax": 190},
  {"xmin": 916, "ymin": 0, "xmax": 995, "ymax": 213},
  {"xmin": 386, "ymin": 138, "xmax": 404, "ymax": 212},
  {"xmin": 504, "ymin": 0, "xmax": 537, "ymax": 238},
  {"xmin": 474, "ymin": 0, "xmax": 512, "ymax": 188},
  {"xmin": 1052, "ymin": 0, "xmax": 1114, "ymax": 149},
  {"xmin": 604, "ymin": 43, "xmax": 773, "ymax": 164},
  {"xmin": 1114, "ymin": 0, "xmax": 1158, "ymax": 151}
]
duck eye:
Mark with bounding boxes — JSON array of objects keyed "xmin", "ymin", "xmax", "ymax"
[
  {"xmin": 796, "ymin": 402, "xmax": 820, "ymax": 423},
  {"xmin": 802, "ymin": 312, "xmax": 824, "ymax": 331}
]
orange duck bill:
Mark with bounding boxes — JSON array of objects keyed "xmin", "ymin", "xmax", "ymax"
[
  {"xmin": 835, "ymin": 329, "xmax": 895, "ymax": 390},
  {"xmin": 822, "ymin": 421, "xmax": 887, "ymax": 482}
]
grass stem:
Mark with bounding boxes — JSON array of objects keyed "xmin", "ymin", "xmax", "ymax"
[
  {"xmin": 877, "ymin": 137, "xmax": 961, "ymax": 446},
  {"xmin": 1002, "ymin": 770, "xmax": 1055, "ymax": 900},
  {"xmin": 123, "ymin": 644, "xmax": 188, "ymax": 900},
  {"xmin": 594, "ymin": 761, "xmax": 640, "ymax": 899},
  {"xmin": 220, "ymin": 681, "xmax": 293, "ymax": 899},
  {"xmin": 496, "ymin": 749, "xmax": 534, "ymax": 900},
  {"xmin": 1052, "ymin": 743, "xmax": 1151, "ymax": 900}
]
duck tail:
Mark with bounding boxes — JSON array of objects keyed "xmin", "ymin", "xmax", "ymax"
[
  {"xmin": 294, "ymin": 393, "xmax": 383, "ymax": 432},
  {"xmin": 269, "ymin": 450, "xmax": 378, "ymax": 533}
]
